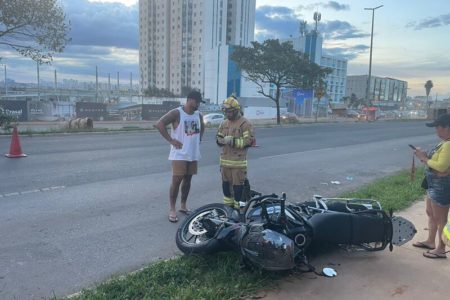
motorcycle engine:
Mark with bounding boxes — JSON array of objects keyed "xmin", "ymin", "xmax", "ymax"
[{"xmin": 240, "ymin": 223, "xmax": 296, "ymax": 271}]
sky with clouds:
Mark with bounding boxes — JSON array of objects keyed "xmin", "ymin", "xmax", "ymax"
[{"xmin": 1, "ymin": 0, "xmax": 449, "ymax": 99}]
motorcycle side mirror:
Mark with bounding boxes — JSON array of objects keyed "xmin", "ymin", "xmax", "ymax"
[{"xmin": 322, "ymin": 267, "xmax": 337, "ymax": 277}]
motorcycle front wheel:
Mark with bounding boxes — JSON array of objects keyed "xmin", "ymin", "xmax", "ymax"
[{"xmin": 176, "ymin": 203, "xmax": 236, "ymax": 254}]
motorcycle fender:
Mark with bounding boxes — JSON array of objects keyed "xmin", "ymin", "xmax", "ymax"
[
  {"xmin": 216, "ymin": 224, "xmax": 240, "ymax": 240},
  {"xmin": 391, "ymin": 216, "xmax": 417, "ymax": 246}
]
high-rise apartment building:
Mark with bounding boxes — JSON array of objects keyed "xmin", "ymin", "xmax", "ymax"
[{"xmin": 139, "ymin": 0, "xmax": 255, "ymax": 98}]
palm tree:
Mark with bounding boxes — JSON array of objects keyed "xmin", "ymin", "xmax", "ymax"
[{"xmin": 425, "ymin": 80, "xmax": 433, "ymax": 108}]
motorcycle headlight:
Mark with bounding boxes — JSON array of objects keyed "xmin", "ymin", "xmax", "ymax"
[{"xmin": 240, "ymin": 225, "xmax": 296, "ymax": 271}]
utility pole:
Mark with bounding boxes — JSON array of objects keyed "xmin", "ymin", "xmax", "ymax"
[
  {"xmin": 37, "ymin": 62, "xmax": 40, "ymax": 101},
  {"xmin": 95, "ymin": 66, "xmax": 98, "ymax": 103},
  {"xmin": 364, "ymin": 5, "xmax": 383, "ymax": 105},
  {"xmin": 54, "ymin": 69, "xmax": 58, "ymax": 102},
  {"xmin": 434, "ymin": 93, "xmax": 438, "ymax": 118},
  {"xmin": 130, "ymin": 72, "xmax": 133, "ymax": 102},
  {"xmin": 4, "ymin": 64, "xmax": 7, "ymax": 96},
  {"xmin": 108, "ymin": 73, "xmax": 111, "ymax": 102}
]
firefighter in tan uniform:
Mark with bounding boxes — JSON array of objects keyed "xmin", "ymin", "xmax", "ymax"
[{"xmin": 216, "ymin": 96, "xmax": 254, "ymax": 209}]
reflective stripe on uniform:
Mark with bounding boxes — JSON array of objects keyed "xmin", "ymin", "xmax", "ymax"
[
  {"xmin": 223, "ymin": 196, "xmax": 235, "ymax": 206},
  {"xmin": 243, "ymin": 131, "xmax": 250, "ymax": 138},
  {"xmin": 233, "ymin": 201, "xmax": 240, "ymax": 209},
  {"xmin": 235, "ymin": 138, "xmax": 244, "ymax": 149},
  {"xmin": 443, "ymin": 218, "xmax": 450, "ymax": 246},
  {"xmin": 220, "ymin": 158, "xmax": 247, "ymax": 167}
]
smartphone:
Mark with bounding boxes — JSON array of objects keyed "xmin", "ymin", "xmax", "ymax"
[{"xmin": 408, "ymin": 144, "xmax": 416, "ymax": 150}]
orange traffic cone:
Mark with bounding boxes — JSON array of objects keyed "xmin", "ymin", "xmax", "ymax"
[{"xmin": 5, "ymin": 126, "xmax": 27, "ymax": 158}]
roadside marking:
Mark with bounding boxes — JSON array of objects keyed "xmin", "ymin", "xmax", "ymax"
[
  {"xmin": 20, "ymin": 189, "xmax": 41, "ymax": 195},
  {"xmin": 4, "ymin": 192, "xmax": 20, "ymax": 197},
  {"xmin": 0, "ymin": 186, "xmax": 66, "ymax": 198},
  {"xmin": 259, "ymin": 147, "xmax": 336, "ymax": 159}
]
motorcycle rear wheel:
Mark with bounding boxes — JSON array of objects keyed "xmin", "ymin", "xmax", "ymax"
[{"xmin": 176, "ymin": 203, "xmax": 236, "ymax": 254}]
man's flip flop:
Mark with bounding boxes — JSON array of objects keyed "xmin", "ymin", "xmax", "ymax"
[
  {"xmin": 412, "ymin": 241, "xmax": 435, "ymax": 250},
  {"xmin": 168, "ymin": 215, "xmax": 179, "ymax": 223},
  {"xmin": 179, "ymin": 209, "xmax": 192, "ymax": 215},
  {"xmin": 423, "ymin": 250, "xmax": 447, "ymax": 259}
]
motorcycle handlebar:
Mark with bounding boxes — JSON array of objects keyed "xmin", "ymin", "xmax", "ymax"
[{"xmin": 245, "ymin": 193, "xmax": 288, "ymax": 225}]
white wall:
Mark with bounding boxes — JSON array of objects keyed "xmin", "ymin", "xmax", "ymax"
[
  {"xmin": 240, "ymin": 74, "xmax": 272, "ymax": 97},
  {"xmin": 204, "ymin": 45, "xmax": 229, "ymax": 104},
  {"xmin": 243, "ymin": 106, "xmax": 277, "ymax": 119}
]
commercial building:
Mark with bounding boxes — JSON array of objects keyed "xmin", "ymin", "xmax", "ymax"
[
  {"xmin": 139, "ymin": 0, "xmax": 255, "ymax": 99},
  {"xmin": 346, "ymin": 75, "xmax": 408, "ymax": 107},
  {"xmin": 283, "ymin": 31, "xmax": 348, "ymax": 103}
]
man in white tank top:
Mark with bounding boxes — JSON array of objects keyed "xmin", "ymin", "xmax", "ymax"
[{"xmin": 155, "ymin": 90, "xmax": 205, "ymax": 223}]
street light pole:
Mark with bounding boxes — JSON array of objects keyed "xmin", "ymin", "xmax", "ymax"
[
  {"xmin": 3, "ymin": 64, "xmax": 6, "ymax": 96},
  {"xmin": 37, "ymin": 61, "xmax": 40, "ymax": 101},
  {"xmin": 364, "ymin": 5, "xmax": 383, "ymax": 105}
]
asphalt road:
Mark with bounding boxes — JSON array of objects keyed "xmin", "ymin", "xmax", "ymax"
[{"xmin": 0, "ymin": 120, "xmax": 438, "ymax": 299}]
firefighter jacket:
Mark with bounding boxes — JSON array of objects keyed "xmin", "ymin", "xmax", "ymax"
[
  {"xmin": 443, "ymin": 218, "xmax": 450, "ymax": 247},
  {"xmin": 216, "ymin": 116, "xmax": 254, "ymax": 168}
]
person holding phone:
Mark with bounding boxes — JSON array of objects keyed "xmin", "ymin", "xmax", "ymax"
[{"xmin": 412, "ymin": 114, "xmax": 450, "ymax": 259}]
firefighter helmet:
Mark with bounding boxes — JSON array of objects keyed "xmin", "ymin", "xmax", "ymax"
[{"xmin": 222, "ymin": 96, "xmax": 240, "ymax": 111}]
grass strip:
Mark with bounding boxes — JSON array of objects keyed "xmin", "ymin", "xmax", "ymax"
[
  {"xmin": 339, "ymin": 167, "xmax": 425, "ymax": 211},
  {"xmin": 66, "ymin": 168, "xmax": 426, "ymax": 300},
  {"xmin": 68, "ymin": 253, "xmax": 283, "ymax": 300}
]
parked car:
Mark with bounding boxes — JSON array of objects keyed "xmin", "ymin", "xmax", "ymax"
[
  {"xmin": 376, "ymin": 111, "xmax": 387, "ymax": 120},
  {"xmin": 280, "ymin": 112, "xmax": 299, "ymax": 123},
  {"xmin": 203, "ymin": 113, "xmax": 224, "ymax": 126},
  {"xmin": 346, "ymin": 109, "xmax": 366, "ymax": 120},
  {"xmin": 346, "ymin": 109, "xmax": 360, "ymax": 118}
]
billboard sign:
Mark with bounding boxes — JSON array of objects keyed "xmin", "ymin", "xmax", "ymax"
[
  {"xmin": 0, "ymin": 100, "xmax": 28, "ymax": 121},
  {"xmin": 76, "ymin": 102, "xmax": 107, "ymax": 120}
]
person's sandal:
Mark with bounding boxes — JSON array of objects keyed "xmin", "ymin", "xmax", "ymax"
[
  {"xmin": 423, "ymin": 250, "xmax": 447, "ymax": 259},
  {"xmin": 412, "ymin": 241, "xmax": 435, "ymax": 250},
  {"xmin": 168, "ymin": 215, "xmax": 179, "ymax": 223}
]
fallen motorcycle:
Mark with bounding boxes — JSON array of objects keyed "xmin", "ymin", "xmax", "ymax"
[{"xmin": 175, "ymin": 191, "xmax": 417, "ymax": 272}]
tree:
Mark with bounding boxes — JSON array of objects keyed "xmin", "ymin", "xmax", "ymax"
[
  {"xmin": 424, "ymin": 80, "xmax": 433, "ymax": 108},
  {"xmin": 341, "ymin": 96, "xmax": 350, "ymax": 106},
  {"xmin": 0, "ymin": 0, "xmax": 71, "ymax": 64},
  {"xmin": 144, "ymin": 86, "xmax": 176, "ymax": 97},
  {"xmin": 314, "ymin": 85, "xmax": 326, "ymax": 122},
  {"xmin": 0, "ymin": 107, "xmax": 16, "ymax": 131},
  {"xmin": 180, "ymin": 86, "xmax": 193, "ymax": 97},
  {"xmin": 230, "ymin": 39, "xmax": 331, "ymax": 124},
  {"xmin": 348, "ymin": 93, "xmax": 358, "ymax": 108}
]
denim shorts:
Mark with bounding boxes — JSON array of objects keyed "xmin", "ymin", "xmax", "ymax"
[{"xmin": 426, "ymin": 169, "xmax": 450, "ymax": 207}]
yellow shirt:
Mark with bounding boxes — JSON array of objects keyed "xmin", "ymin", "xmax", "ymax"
[{"xmin": 427, "ymin": 141, "xmax": 450, "ymax": 173}]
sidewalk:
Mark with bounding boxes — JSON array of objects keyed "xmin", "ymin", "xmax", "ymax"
[{"xmin": 258, "ymin": 199, "xmax": 449, "ymax": 300}]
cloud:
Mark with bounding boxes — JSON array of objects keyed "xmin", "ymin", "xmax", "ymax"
[
  {"xmin": 255, "ymin": 6, "xmax": 367, "ymax": 42},
  {"xmin": 321, "ymin": 20, "xmax": 369, "ymax": 40},
  {"xmin": 0, "ymin": 0, "xmax": 140, "ymax": 83},
  {"xmin": 62, "ymin": 0, "xmax": 138, "ymax": 49},
  {"xmin": 255, "ymin": 6, "xmax": 302, "ymax": 40},
  {"xmin": 323, "ymin": 1, "xmax": 350, "ymax": 11},
  {"xmin": 323, "ymin": 44, "xmax": 369, "ymax": 60},
  {"xmin": 297, "ymin": 1, "xmax": 350, "ymax": 11},
  {"xmin": 51, "ymin": 45, "xmax": 139, "ymax": 78},
  {"xmin": 406, "ymin": 13, "xmax": 450, "ymax": 30}
]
